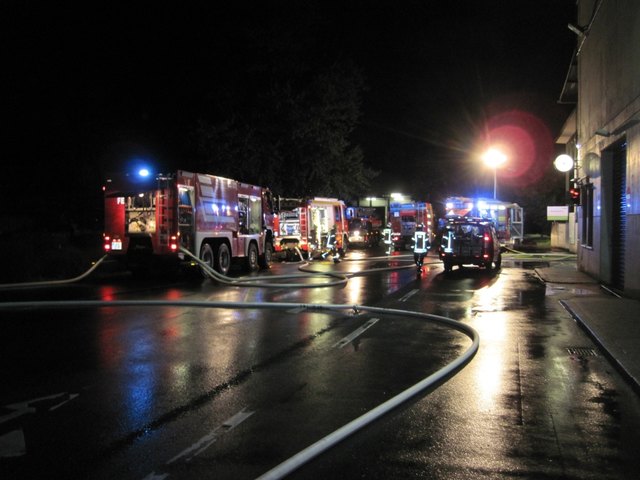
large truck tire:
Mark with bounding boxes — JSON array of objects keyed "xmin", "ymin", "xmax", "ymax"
[
  {"xmin": 199, "ymin": 243, "xmax": 215, "ymax": 278},
  {"xmin": 245, "ymin": 242, "xmax": 259, "ymax": 272},
  {"xmin": 215, "ymin": 242, "xmax": 231, "ymax": 276},
  {"xmin": 259, "ymin": 241, "xmax": 273, "ymax": 269}
]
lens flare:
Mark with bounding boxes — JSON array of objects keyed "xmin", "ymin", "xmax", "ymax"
[{"xmin": 481, "ymin": 110, "xmax": 553, "ymax": 187}]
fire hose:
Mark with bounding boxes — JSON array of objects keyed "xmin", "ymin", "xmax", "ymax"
[{"xmin": 0, "ymin": 298, "xmax": 479, "ymax": 480}]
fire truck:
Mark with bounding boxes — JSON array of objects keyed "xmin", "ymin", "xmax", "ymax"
[
  {"xmin": 103, "ymin": 169, "xmax": 275, "ymax": 276},
  {"xmin": 345, "ymin": 206, "xmax": 384, "ymax": 246},
  {"xmin": 273, "ymin": 197, "xmax": 348, "ymax": 259},
  {"xmin": 444, "ymin": 196, "xmax": 524, "ymax": 246},
  {"xmin": 388, "ymin": 201, "xmax": 435, "ymax": 250}
]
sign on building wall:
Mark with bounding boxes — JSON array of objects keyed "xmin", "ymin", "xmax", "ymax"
[{"xmin": 547, "ymin": 206, "xmax": 569, "ymax": 221}]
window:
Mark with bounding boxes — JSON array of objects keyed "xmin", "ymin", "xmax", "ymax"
[
  {"xmin": 248, "ymin": 196, "xmax": 262, "ymax": 234},
  {"xmin": 239, "ymin": 196, "xmax": 262, "ymax": 234},
  {"xmin": 581, "ymin": 183, "xmax": 594, "ymax": 248},
  {"xmin": 178, "ymin": 187, "xmax": 192, "ymax": 206},
  {"xmin": 125, "ymin": 191, "xmax": 156, "ymax": 234}
]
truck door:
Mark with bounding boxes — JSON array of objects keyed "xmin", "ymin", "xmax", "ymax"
[
  {"xmin": 334, "ymin": 204, "xmax": 344, "ymax": 249},
  {"xmin": 237, "ymin": 196, "xmax": 250, "ymax": 256},
  {"xmin": 309, "ymin": 206, "xmax": 328, "ymax": 249},
  {"xmin": 237, "ymin": 194, "xmax": 263, "ymax": 254},
  {"xmin": 178, "ymin": 185, "xmax": 195, "ymax": 251},
  {"xmin": 237, "ymin": 195, "xmax": 262, "ymax": 235}
]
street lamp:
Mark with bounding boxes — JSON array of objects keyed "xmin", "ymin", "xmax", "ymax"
[
  {"xmin": 554, "ymin": 153, "xmax": 575, "ymax": 208},
  {"xmin": 482, "ymin": 148, "xmax": 507, "ymax": 200}
]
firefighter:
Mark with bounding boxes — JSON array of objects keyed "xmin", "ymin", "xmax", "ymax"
[
  {"xmin": 322, "ymin": 225, "xmax": 341, "ymax": 263},
  {"xmin": 383, "ymin": 222, "xmax": 393, "ymax": 255},
  {"xmin": 413, "ymin": 223, "xmax": 429, "ymax": 276}
]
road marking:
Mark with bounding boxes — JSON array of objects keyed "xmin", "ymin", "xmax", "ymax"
[
  {"xmin": 1, "ymin": 392, "xmax": 80, "ymax": 426},
  {"xmin": 168, "ymin": 408, "xmax": 254, "ymax": 463},
  {"xmin": 333, "ymin": 318, "xmax": 379, "ymax": 349},
  {"xmin": 286, "ymin": 307, "xmax": 307, "ymax": 314},
  {"xmin": 141, "ymin": 473, "xmax": 168, "ymax": 480},
  {"xmin": 142, "ymin": 408, "xmax": 254, "ymax": 479},
  {"xmin": 399, "ymin": 289, "xmax": 419, "ymax": 302},
  {"xmin": 0, "ymin": 391, "xmax": 80, "ymax": 458},
  {"xmin": 0, "ymin": 429, "xmax": 26, "ymax": 458},
  {"xmin": 49, "ymin": 393, "xmax": 80, "ymax": 411}
]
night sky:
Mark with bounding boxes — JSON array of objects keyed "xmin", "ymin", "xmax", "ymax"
[{"xmin": 1, "ymin": 1, "xmax": 577, "ymax": 226}]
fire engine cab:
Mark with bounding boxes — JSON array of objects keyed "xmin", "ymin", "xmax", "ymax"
[
  {"xmin": 273, "ymin": 197, "xmax": 348, "ymax": 259},
  {"xmin": 103, "ymin": 169, "xmax": 275, "ymax": 276},
  {"xmin": 388, "ymin": 201, "xmax": 435, "ymax": 250}
]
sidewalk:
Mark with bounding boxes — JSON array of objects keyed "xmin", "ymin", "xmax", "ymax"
[{"xmin": 535, "ymin": 262, "xmax": 640, "ymax": 394}]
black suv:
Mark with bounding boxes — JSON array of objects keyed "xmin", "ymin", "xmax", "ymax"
[{"xmin": 437, "ymin": 217, "xmax": 502, "ymax": 273}]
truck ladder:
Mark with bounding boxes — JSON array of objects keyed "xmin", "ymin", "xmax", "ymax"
[{"xmin": 157, "ymin": 177, "xmax": 175, "ymax": 247}]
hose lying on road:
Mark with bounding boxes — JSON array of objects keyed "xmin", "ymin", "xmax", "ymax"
[
  {"xmin": 503, "ymin": 247, "xmax": 576, "ymax": 261},
  {"xmin": 254, "ymin": 303, "xmax": 479, "ymax": 480},
  {"xmin": 0, "ymin": 245, "xmax": 573, "ymax": 291},
  {"xmin": 0, "ymin": 255, "xmax": 108, "ymax": 290},
  {"xmin": 179, "ymin": 246, "xmax": 432, "ymax": 289},
  {"xmin": 180, "ymin": 246, "xmax": 350, "ymax": 288},
  {"xmin": 0, "ymin": 298, "xmax": 479, "ymax": 480},
  {"xmin": 0, "ymin": 247, "xmax": 422, "ymax": 290}
]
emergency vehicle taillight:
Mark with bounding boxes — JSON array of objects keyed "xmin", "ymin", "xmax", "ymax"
[
  {"xmin": 104, "ymin": 235, "xmax": 123, "ymax": 252},
  {"xmin": 170, "ymin": 235, "xmax": 179, "ymax": 251},
  {"xmin": 483, "ymin": 233, "xmax": 490, "ymax": 259}
]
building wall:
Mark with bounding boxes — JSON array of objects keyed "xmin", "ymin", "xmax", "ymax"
[
  {"xmin": 550, "ymin": 213, "xmax": 578, "ymax": 253},
  {"xmin": 628, "ymin": 214, "xmax": 640, "ymax": 298},
  {"xmin": 575, "ymin": 0, "xmax": 640, "ymax": 298}
]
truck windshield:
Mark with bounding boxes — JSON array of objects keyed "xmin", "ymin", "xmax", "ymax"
[{"xmin": 280, "ymin": 211, "xmax": 300, "ymax": 235}]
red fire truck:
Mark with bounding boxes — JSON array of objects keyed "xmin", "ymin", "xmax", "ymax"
[
  {"xmin": 388, "ymin": 201, "xmax": 435, "ymax": 250},
  {"xmin": 103, "ymin": 169, "xmax": 275, "ymax": 276},
  {"xmin": 444, "ymin": 196, "xmax": 524, "ymax": 246},
  {"xmin": 273, "ymin": 197, "xmax": 348, "ymax": 259}
]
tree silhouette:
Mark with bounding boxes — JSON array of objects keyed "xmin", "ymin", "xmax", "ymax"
[{"xmin": 190, "ymin": 5, "xmax": 376, "ymax": 200}]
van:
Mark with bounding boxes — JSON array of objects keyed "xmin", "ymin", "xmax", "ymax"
[{"xmin": 438, "ymin": 217, "xmax": 502, "ymax": 273}]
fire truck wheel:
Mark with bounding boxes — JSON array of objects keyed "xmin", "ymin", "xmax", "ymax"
[
  {"xmin": 245, "ymin": 242, "xmax": 259, "ymax": 272},
  {"xmin": 259, "ymin": 241, "xmax": 273, "ymax": 269},
  {"xmin": 199, "ymin": 243, "xmax": 215, "ymax": 278},
  {"xmin": 215, "ymin": 243, "xmax": 231, "ymax": 276},
  {"xmin": 338, "ymin": 235, "xmax": 348, "ymax": 256}
]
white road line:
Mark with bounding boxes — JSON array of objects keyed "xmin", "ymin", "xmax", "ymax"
[
  {"xmin": 141, "ymin": 473, "xmax": 168, "ymax": 480},
  {"xmin": 142, "ymin": 408, "xmax": 254, "ymax": 479},
  {"xmin": 399, "ymin": 289, "xmax": 419, "ymax": 302},
  {"xmin": 0, "ymin": 429, "xmax": 26, "ymax": 458},
  {"xmin": 168, "ymin": 408, "xmax": 254, "ymax": 464},
  {"xmin": 0, "ymin": 392, "xmax": 79, "ymax": 426},
  {"xmin": 333, "ymin": 318, "xmax": 379, "ymax": 349},
  {"xmin": 50, "ymin": 393, "xmax": 79, "ymax": 411}
]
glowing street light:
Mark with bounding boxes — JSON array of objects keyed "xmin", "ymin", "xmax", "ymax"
[
  {"xmin": 553, "ymin": 154, "xmax": 573, "ymax": 173},
  {"xmin": 482, "ymin": 148, "xmax": 507, "ymax": 200},
  {"xmin": 554, "ymin": 154, "xmax": 575, "ymax": 207}
]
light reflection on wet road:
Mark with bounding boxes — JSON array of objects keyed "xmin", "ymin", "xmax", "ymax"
[{"xmin": 1, "ymin": 249, "xmax": 640, "ymax": 479}]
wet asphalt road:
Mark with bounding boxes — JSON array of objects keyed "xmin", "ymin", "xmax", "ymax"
[{"xmin": 1, "ymin": 247, "xmax": 640, "ymax": 479}]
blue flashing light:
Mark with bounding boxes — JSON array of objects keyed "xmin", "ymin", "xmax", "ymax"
[{"xmin": 138, "ymin": 168, "xmax": 150, "ymax": 177}]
